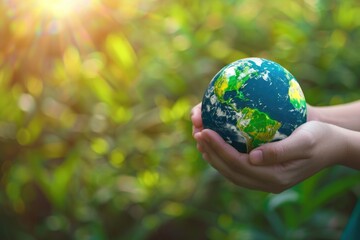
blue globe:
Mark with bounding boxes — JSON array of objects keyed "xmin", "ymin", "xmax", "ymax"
[{"xmin": 201, "ymin": 58, "xmax": 307, "ymax": 153}]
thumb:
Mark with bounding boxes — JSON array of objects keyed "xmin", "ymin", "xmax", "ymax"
[
  {"xmin": 249, "ymin": 128, "xmax": 314, "ymax": 166},
  {"xmin": 249, "ymin": 142, "xmax": 287, "ymax": 166}
]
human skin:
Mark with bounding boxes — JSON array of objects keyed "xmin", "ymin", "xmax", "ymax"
[{"xmin": 191, "ymin": 102, "xmax": 360, "ymax": 193}]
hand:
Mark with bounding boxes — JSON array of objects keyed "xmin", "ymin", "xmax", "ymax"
[
  {"xmin": 307, "ymin": 102, "xmax": 360, "ymax": 132},
  {"xmin": 191, "ymin": 103, "xmax": 349, "ymax": 193},
  {"xmin": 306, "ymin": 104, "xmax": 319, "ymax": 121}
]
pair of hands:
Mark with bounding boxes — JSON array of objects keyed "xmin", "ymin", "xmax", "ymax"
[{"xmin": 191, "ymin": 103, "xmax": 351, "ymax": 193}]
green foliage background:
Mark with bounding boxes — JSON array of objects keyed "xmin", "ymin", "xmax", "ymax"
[{"xmin": 1, "ymin": 0, "xmax": 360, "ymax": 239}]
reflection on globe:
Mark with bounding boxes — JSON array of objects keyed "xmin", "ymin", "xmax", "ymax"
[{"xmin": 201, "ymin": 58, "xmax": 307, "ymax": 153}]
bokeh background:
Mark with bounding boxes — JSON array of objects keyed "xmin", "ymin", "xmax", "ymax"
[{"xmin": 1, "ymin": 0, "xmax": 360, "ymax": 239}]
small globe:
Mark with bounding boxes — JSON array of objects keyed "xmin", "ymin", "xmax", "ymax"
[{"xmin": 201, "ymin": 58, "xmax": 307, "ymax": 153}]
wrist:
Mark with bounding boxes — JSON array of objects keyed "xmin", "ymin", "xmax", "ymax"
[
  {"xmin": 340, "ymin": 129, "xmax": 360, "ymax": 169},
  {"xmin": 322, "ymin": 123, "xmax": 347, "ymax": 167}
]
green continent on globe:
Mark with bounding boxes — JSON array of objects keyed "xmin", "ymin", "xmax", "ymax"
[
  {"xmin": 288, "ymin": 79, "xmax": 307, "ymax": 110},
  {"xmin": 214, "ymin": 65, "xmax": 257, "ymax": 107},
  {"xmin": 236, "ymin": 107, "xmax": 282, "ymax": 151}
]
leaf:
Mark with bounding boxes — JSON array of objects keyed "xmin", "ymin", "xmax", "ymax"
[
  {"xmin": 105, "ymin": 33, "xmax": 137, "ymax": 69},
  {"xmin": 33, "ymin": 152, "xmax": 79, "ymax": 210},
  {"xmin": 308, "ymin": 173, "xmax": 360, "ymax": 214}
]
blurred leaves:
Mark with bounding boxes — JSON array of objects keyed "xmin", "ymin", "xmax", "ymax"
[{"xmin": 1, "ymin": 0, "xmax": 360, "ymax": 239}]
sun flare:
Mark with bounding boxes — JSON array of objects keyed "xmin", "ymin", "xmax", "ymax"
[
  {"xmin": 3, "ymin": 0, "xmax": 117, "ymax": 80},
  {"xmin": 34, "ymin": 0, "xmax": 93, "ymax": 19}
]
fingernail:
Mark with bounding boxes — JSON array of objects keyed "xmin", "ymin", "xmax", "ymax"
[{"xmin": 250, "ymin": 150, "xmax": 263, "ymax": 165}]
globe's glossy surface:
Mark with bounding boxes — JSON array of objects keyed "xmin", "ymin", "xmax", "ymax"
[{"xmin": 201, "ymin": 58, "xmax": 307, "ymax": 153}]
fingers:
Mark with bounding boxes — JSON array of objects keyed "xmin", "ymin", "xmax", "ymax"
[
  {"xmin": 191, "ymin": 103, "xmax": 203, "ymax": 136},
  {"xmin": 249, "ymin": 125, "xmax": 315, "ymax": 166},
  {"xmin": 200, "ymin": 129, "xmax": 248, "ymax": 170},
  {"xmin": 201, "ymin": 130, "xmax": 276, "ymax": 178},
  {"xmin": 195, "ymin": 131, "xmax": 264, "ymax": 190},
  {"xmin": 196, "ymin": 129, "xmax": 287, "ymax": 192}
]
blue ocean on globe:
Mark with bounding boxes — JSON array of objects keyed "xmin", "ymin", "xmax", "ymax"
[{"xmin": 201, "ymin": 58, "xmax": 307, "ymax": 153}]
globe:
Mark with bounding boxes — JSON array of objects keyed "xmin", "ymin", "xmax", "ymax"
[{"xmin": 201, "ymin": 58, "xmax": 307, "ymax": 153}]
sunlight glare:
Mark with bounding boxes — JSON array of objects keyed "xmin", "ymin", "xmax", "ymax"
[{"xmin": 34, "ymin": 0, "xmax": 92, "ymax": 19}]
